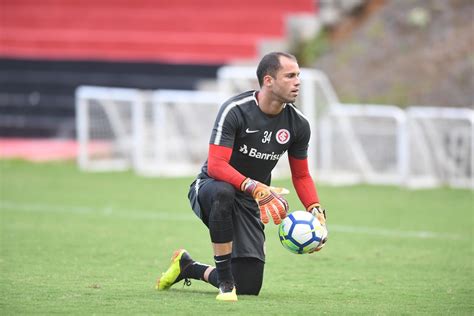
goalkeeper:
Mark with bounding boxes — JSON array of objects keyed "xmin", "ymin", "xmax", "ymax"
[{"xmin": 156, "ymin": 52, "xmax": 327, "ymax": 301}]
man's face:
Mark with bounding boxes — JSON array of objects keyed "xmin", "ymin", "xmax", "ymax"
[{"xmin": 268, "ymin": 56, "xmax": 301, "ymax": 104}]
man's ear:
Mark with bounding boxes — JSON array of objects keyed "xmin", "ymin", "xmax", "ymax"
[{"xmin": 263, "ymin": 75, "xmax": 273, "ymax": 87}]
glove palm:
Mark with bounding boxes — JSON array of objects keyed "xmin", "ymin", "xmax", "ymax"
[
  {"xmin": 242, "ymin": 178, "xmax": 289, "ymax": 225},
  {"xmin": 307, "ymin": 203, "xmax": 328, "ymax": 252}
]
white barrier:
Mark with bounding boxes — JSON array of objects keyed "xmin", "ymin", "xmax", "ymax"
[{"xmin": 75, "ymin": 69, "xmax": 473, "ymax": 189}]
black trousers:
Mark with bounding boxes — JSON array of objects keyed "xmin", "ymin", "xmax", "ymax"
[{"xmin": 188, "ymin": 176, "xmax": 266, "ymax": 295}]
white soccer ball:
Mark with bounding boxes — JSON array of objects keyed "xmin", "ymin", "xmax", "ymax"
[{"xmin": 278, "ymin": 210, "xmax": 328, "ymax": 254}]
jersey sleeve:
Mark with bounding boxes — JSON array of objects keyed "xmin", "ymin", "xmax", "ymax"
[
  {"xmin": 207, "ymin": 144, "xmax": 246, "ymax": 190},
  {"xmin": 207, "ymin": 101, "xmax": 247, "ymax": 190},
  {"xmin": 209, "ymin": 103, "xmax": 241, "ymax": 148},
  {"xmin": 288, "ymin": 155, "xmax": 320, "ymax": 208}
]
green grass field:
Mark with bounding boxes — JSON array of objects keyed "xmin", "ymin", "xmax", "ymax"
[{"xmin": 0, "ymin": 160, "xmax": 472, "ymax": 315}]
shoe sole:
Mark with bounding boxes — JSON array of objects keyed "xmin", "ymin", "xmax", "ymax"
[
  {"xmin": 216, "ymin": 294, "xmax": 238, "ymax": 302},
  {"xmin": 216, "ymin": 288, "xmax": 238, "ymax": 302}
]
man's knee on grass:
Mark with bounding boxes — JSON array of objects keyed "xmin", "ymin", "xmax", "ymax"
[{"xmin": 232, "ymin": 257, "xmax": 264, "ymax": 296}]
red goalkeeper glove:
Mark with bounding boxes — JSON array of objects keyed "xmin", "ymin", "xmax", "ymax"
[
  {"xmin": 241, "ymin": 178, "xmax": 289, "ymax": 225},
  {"xmin": 307, "ymin": 203, "xmax": 328, "ymax": 252}
]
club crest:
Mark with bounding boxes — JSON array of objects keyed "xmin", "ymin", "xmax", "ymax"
[{"xmin": 276, "ymin": 129, "xmax": 290, "ymax": 144}]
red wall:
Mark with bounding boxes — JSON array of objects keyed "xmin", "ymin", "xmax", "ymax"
[{"xmin": 0, "ymin": 0, "xmax": 316, "ymax": 64}]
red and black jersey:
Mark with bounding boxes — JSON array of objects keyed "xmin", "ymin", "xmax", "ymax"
[{"xmin": 200, "ymin": 90, "xmax": 311, "ymax": 185}]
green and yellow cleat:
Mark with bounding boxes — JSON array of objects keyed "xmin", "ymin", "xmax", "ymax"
[
  {"xmin": 156, "ymin": 249, "xmax": 193, "ymax": 290},
  {"xmin": 216, "ymin": 281, "xmax": 238, "ymax": 302}
]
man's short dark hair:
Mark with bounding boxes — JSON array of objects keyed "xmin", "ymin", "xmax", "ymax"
[{"xmin": 256, "ymin": 52, "xmax": 297, "ymax": 87}]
